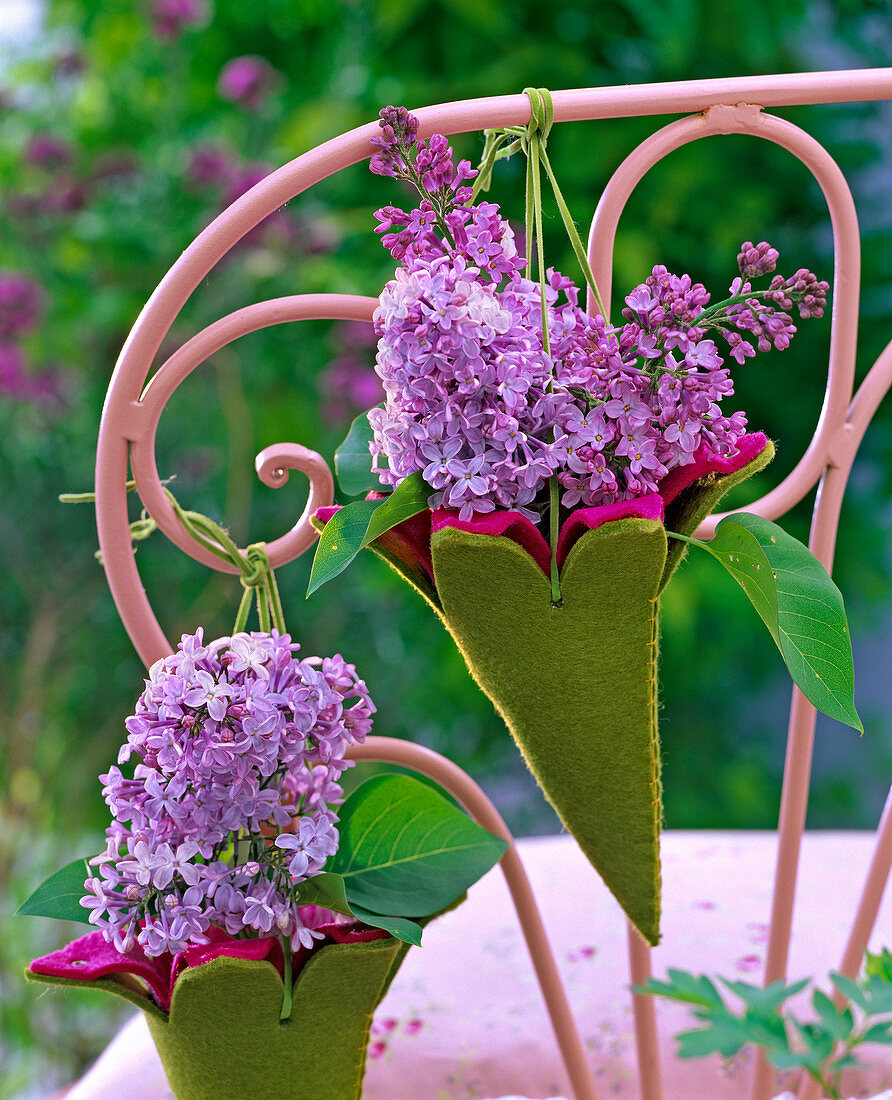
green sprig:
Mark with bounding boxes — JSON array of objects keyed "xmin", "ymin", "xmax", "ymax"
[{"xmin": 636, "ymin": 953, "xmax": 892, "ymax": 1100}]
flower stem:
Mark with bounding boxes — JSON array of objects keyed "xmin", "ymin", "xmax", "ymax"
[
  {"xmin": 265, "ymin": 568, "xmax": 286, "ymax": 635},
  {"xmin": 692, "ymin": 290, "xmax": 774, "ymax": 327},
  {"xmin": 279, "ymin": 936, "xmax": 293, "ymax": 1022},
  {"xmin": 549, "ymin": 475, "xmax": 562, "ymax": 606}
]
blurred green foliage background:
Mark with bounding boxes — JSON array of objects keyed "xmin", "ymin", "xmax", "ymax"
[{"xmin": 3, "ymin": 0, "xmax": 892, "ymax": 1094}]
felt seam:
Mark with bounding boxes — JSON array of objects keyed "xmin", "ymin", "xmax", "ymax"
[{"xmin": 647, "ymin": 597, "xmax": 662, "ymax": 935}]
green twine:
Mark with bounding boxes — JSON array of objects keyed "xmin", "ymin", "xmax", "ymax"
[
  {"xmin": 472, "ymin": 89, "xmax": 607, "ymax": 320},
  {"xmin": 523, "ymin": 88, "xmax": 561, "ymax": 604},
  {"xmin": 162, "ymin": 490, "xmax": 286, "ymax": 636},
  {"xmin": 473, "ymin": 89, "xmax": 613, "ymax": 605},
  {"xmin": 60, "ymin": 483, "xmax": 286, "ymax": 636}
]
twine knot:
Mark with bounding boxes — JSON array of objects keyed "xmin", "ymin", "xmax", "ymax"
[
  {"xmin": 521, "ymin": 87, "xmax": 554, "ymax": 153},
  {"xmin": 240, "ymin": 543, "xmax": 270, "ymax": 588}
]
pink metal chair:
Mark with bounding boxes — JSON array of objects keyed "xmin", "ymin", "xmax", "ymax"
[{"xmin": 83, "ymin": 69, "xmax": 892, "ymax": 1099}]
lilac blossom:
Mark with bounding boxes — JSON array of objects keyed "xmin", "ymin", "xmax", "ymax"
[
  {"xmin": 24, "ymin": 133, "xmax": 71, "ymax": 169},
  {"xmin": 365, "ymin": 113, "xmax": 829, "ymax": 518},
  {"xmin": 0, "ymin": 273, "xmax": 43, "ymax": 340},
  {"xmin": 185, "ymin": 146, "xmax": 232, "ymax": 190},
  {"xmin": 84, "ymin": 629, "xmax": 374, "ymax": 958},
  {"xmin": 218, "ymin": 56, "xmax": 281, "ymax": 112},
  {"xmin": 150, "ymin": 0, "xmax": 208, "ymax": 41}
]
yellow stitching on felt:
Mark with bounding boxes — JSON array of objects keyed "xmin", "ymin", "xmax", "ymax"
[{"xmin": 647, "ymin": 597, "xmax": 662, "ymax": 935}]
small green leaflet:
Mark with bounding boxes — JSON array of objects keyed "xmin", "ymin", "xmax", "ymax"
[
  {"xmin": 307, "ymin": 472, "xmax": 431, "ymax": 597},
  {"xmin": 347, "ymin": 905, "xmax": 423, "ymax": 947},
  {"xmin": 362, "ymin": 471, "xmax": 430, "ymax": 544},
  {"xmin": 293, "ymin": 871, "xmax": 353, "ymax": 916},
  {"xmin": 307, "ymin": 499, "xmax": 381, "ymax": 596},
  {"xmin": 680, "ymin": 512, "xmax": 862, "ymax": 732},
  {"xmin": 334, "ymin": 408, "xmax": 382, "ymax": 496},
  {"xmin": 17, "ymin": 857, "xmax": 93, "ymax": 924},
  {"xmin": 329, "ymin": 774, "xmax": 508, "ymax": 918},
  {"xmin": 293, "ymin": 871, "xmax": 424, "ymax": 945}
]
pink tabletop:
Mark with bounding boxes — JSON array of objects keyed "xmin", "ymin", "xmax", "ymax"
[{"xmin": 55, "ymin": 830, "xmax": 892, "ymax": 1100}]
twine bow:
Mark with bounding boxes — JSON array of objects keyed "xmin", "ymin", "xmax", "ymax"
[
  {"xmin": 162, "ymin": 490, "xmax": 285, "ymax": 634},
  {"xmin": 473, "ymin": 87, "xmax": 605, "ymax": 320}
]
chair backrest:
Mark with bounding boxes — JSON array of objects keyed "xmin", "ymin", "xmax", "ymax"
[{"xmin": 95, "ymin": 70, "xmax": 892, "ymax": 1100}]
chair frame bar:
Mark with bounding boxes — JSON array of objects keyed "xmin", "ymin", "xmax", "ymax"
[{"xmin": 94, "ymin": 68, "xmax": 892, "ymax": 1098}]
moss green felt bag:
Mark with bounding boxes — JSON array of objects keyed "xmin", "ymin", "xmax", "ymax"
[
  {"xmin": 28, "ymin": 937, "xmax": 409, "ymax": 1100},
  {"xmin": 363, "ymin": 439, "xmax": 774, "ymax": 946}
]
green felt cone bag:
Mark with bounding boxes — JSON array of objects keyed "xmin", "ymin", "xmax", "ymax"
[
  {"xmin": 434, "ymin": 515, "xmax": 666, "ymax": 943},
  {"xmin": 359, "ymin": 436, "xmax": 774, "ymax": 946},
  {"xmin": 147, "ymin": 941, "xmax": 408, "ymax": 1100},
  {"xmin": 28, "ymin": 936, "xmax": 410, "ymax": 1100}
]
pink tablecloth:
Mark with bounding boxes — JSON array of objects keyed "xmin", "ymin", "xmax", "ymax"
[{"xmin": 59, "ymin": 831, "xmax": 892, "ymax": 1100}]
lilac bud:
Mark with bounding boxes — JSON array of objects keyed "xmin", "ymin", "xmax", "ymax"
[{"xmin": 737, "ymin": 241, "xmax": 779, "ymax": 279}]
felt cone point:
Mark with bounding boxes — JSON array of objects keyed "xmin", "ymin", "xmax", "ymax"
[{"xmin": 432, "ymin": 517, "xmax": 667, "ymax": 944}]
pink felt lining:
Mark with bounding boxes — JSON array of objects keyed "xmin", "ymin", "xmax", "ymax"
[
  {"xmin": 317, "ymin": 920, "xmax": 390, "ymax": 944},
  {"xmin": 32, "ymin": 921, "xmax": 391, "ymax": 1015},
  {"xmin": 169, "ymin": 931, "xmax": 286, "ymax": 995},
  {"xmin": 316, "ymin": 434, "xmax": 770, "ymax": 581},
  {"xmin": 555, "ymin": 495, "xmax": 665, "ymax": 567},
  {"xmin": 431, "ymin": 508, "xmax": 552, "ymax": 574},
  {"xmin": 30, "ymin": 931, "xmax": 174, "ymax": 1011},
  {"xmin": 659, "ymin": 432, "xmax": 769, "ymax": 504}
]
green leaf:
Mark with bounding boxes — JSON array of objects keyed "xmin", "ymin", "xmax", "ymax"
[
  {"xmin": 865, "ymin": 947, "xmax": 892, "ymax": 982},
  {"xmin": 362, "ymin": 471, "xmax": 430, "ymax": 546},
  {"xmin": 675, "ymin": 1019, "xmax": 749, "ymax": 1059},
  {"xmin": 862, "ymin": 1021, "xmax": 892, "ymax": 1045},
  {"xmin": 17, "ymin": 858, "xmax": 93, "ymax": 924},
  {"xmin": 334, "ymin": 408, "xmax": 382, "ymax": 496},
  {"xmin": 306, "ymin": 473, "xmax": 431, "ymax": 597},
  {"xmin": 293, "ymin": 872, "xmax": 353, "ymax": 916},
  {"xmin": 688, "ymin": 513, "xmax": 861, "ymax": 731},
  {"xmin": 741, "ymin": 1006, "xmax": 792, "ymax": 1054},
  {"xmin": 306, "ymin": 498, "xmax": 383, "ymax": 596},
  {"xmin": 812, "ymin": 988, "xmax": 854, "ymax": 1041},
  {"xmin": 636, "ymin": 969, "xmax": 725, "ymax": 1009},
  {"xmin": 829, "ymin": 972, "xmax": 869, "ymax": 1011},
  {"xmin": 348, "ymin": 905, "xmax": 423, "ymax": 947},
  {"xmin": 331, "ymin": 774, "xmax": 508, "ymax": 918},
  {"xmin": 864, "ymin": 975, "xmax": 892, "ymax": 1014},
  {"xmin": 768, "ymin": 1047, "xmax": 818, "ymax": 1071},
  {"xmin": 721, "ymin": 976, "xmax": 809, "ymax": 1012},
  {"xmin": 793, "ymin": 1020, "xmax": 836, "ymax": 1063}
]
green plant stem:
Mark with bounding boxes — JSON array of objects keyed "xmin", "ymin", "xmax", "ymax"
[
  {"xmin": 692, "ymin": 289, "xmax": 777, "ymax": 327},
  {"xmin": 522, "ymin": 90, "xmax": 563, "ymax": 604},
  {"xmin": 279, "ymin": 937, "xmax": 293, "ymax": 1022},
  {"xmin": 265, "ymin": 568, "xmax": 287, "ymax": 634},
  {"xmin": 548, "ymin": 475, "xmax": 561, "ymax": 605}
]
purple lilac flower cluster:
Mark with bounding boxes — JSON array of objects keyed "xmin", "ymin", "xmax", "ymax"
[
  {"xmin": 0, "ymin": 271, "xmax": 65, "ymax": 404},
  {"xmin": 81, "ymin": 629, "xmax": 374, "ymax": 957},
  {"xmin": 366, "ymin": 109, "xmax": 828, "ymax": 518}
]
